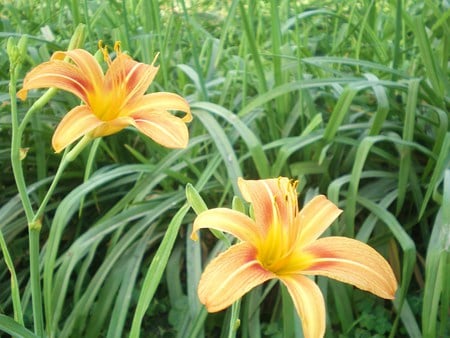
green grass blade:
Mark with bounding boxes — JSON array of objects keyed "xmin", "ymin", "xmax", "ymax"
[
  {"xmin": 396, "ymin": 79, "xmax": 420, "ymax": 213},
  {"xmin": 105, "ymin": 232, "xmax": 154, "ymax": 338},
  {"xmin": 193, "ymin": 109, "xmax": 242, "ymax": 194},
  {"xmin": 186, "ymin": 224, "xmax": 203, "ymax": 320},
  {"xmin": 0, "ymin": 315, "xmax": 37, "ymax": 338},
  {"xmin": 323, "ymin": 86, "xmax": 358, "ymax": 143},
  {"xmin": 422, "ymin": 169, "xmax": 450, "ymax": 337},
  {"xmin": 129, "ymin": 204, "xmax": 190, "ymax": 338},
  {"xmin": 192, "ymin": 102, "xmax": 270, "ymax": 178},
  {"xmin": 280, "ymin": 283, "xmax": 303, "ymax": 337},
  {"xmin": 419, "ymin": 132, "xmax": 450, "ymax": 219},
  {"xmin": 410, "ymin": 15, "xmax": 445, "ymax": 105},
  {"xmin": 365, "ymin": 73, "xmax": 390, "ymax": 136},
  {"xmin": 214, "ymin": 0, "xmax": 239, "ymax": 67},
  {"xmin": 238, "ymin": 1, "xmax": 267, "ymax": 94},
  {"xmin": 0, "ymin": 230, "xmax": 23, "ymax": 325},
  {"xmin": 356, "ymin": 196, "xmax": 417, "ymax": 337},
  {"xmin": 423, "ymin": 106, "xmax": 448, "ymax": 178}
]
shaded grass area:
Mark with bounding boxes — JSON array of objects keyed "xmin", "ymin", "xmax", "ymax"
[{"xmin": 0, "ymin": 0, "xmax": 449, "ymax": 337}]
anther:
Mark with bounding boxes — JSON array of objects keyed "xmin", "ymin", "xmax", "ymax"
[
  {"xmin": 114, "ymin": 41, "xmax": 121, "ymax": 54},
  {"xmin": 98, "ymin": 40, "xmax": 111, "ymax": 64}
]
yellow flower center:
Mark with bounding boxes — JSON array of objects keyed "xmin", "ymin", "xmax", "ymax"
[
  {"xmin": 90, "ymin": 41, "xmax": 128, "ymax": 121},
  {"xmin": 256, "ymin": 179, "xmax": 315, "ymax": 275}
]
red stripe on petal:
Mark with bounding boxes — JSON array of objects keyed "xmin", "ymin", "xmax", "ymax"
[{"xmin": 18, "ymin": 61, "xmax": 92, "ymax": 103}]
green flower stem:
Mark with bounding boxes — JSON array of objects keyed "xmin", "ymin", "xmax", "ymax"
[
  {"xmin": 18, "ymin": 88, "xmax": 58, "ymax": 136},
  {"xmin": 228, "ymin": 300, "xmax": 241, "ymax": 338},
  {"xmin": 9, "ymin": 38, "xmax": 44, "ymax": 337},
  {"xmin": 9, "ymin": 44, "xmax": 34, "ymax": 224},
  {"xmin": 32, "ymin": 135, "xmax": 92, "ymax": 226},
  {"xmin": 28, "ymin": 229, "xmax": 44, "ymax": 337},
  {"xmin": 7, "ymin": 26, "xmax": 87, "ymax": 337}
]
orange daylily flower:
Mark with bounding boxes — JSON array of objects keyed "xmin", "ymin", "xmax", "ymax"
[
  {"xmin": 191, "ymin": 177, "xmax": 397, "ymax": 338},
  {"xmin": 17, "ymin": 42, "xmax": 191, "ymax": 153}
]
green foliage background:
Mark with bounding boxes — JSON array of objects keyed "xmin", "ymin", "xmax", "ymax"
[{"xmin": 0, "ymin": 0, "xmax": 449, "ymax": 337}]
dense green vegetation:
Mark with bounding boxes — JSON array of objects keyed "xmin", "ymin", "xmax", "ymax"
[{"xmin": 1, "ymin": 0, "xmax": 449, "ymax": 337}]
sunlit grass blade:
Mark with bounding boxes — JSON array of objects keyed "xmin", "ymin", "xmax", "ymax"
[
  {"xmin": 129, "ymin": 204, "xmax": 190, "ymax": 338},
  {"xmin": 193, "ymin": 109, "xmax": 242, "ymax": 194},
  {"xmin": 192, "ymin": 102, "xmax": 270, "ymax": 178}
]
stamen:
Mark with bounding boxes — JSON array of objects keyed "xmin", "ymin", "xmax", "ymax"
[
  {"xmin": 114, "ymin": 41, "xmax": 121, "ymax": 54},
  {"xmin": 151, "ymin": 52, "xmax": 160, "ymax": 66},
  {"xmin": 98, "ymin": 40, "xmax": 111, "ymax": 65}
]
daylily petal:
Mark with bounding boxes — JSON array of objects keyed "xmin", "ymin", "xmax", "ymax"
[
  {"xmin": 191, "ymin": 208, "xmax": 264, "ymax": 245},
  {"xmin": 303, "ymin": 237, "xmax": 397, "ymax": 299},
  {"xmin": 132, "ymin": 110, "xmax": 190, "ymax": 148},
  {"xmin": 89, "ymin": 116, "xmax": 134, "ymax": 138},
  {"xmin": 17, "ymin": 61, "xmax": 91, "ymax": 102},
  {"xmin": 127, "ymin": 92, "xmax": 192, "ymax": 121},
  {"xmin": 52, "ymin": 49, "xmax": 104, "ymax": 93},
  {"xmin": 123, "ymin": 57, "xmax": 159, "ymax": 104},
  {"xmin": 198, "ymin": 242, "xmax": 275, "ymax": 312},
  {"xmin": 52, "ymin": 105, "xmax": 103, "ymax": 153},
  {"xmin": 19, "ymin": 42, "xmax": 192, "ymax": 152},
  {"xmin": 238, "ymin": 178, "xmax": 283, "ymax": 234},
  {"xmin": 296, "ymin": 195, "xmax": 342, "ymax": 246},
  {"xmin": 104, "ymin": 54, "xmax": 158, "ymax": 105},
  {"xmin": 280, "ymin": 275, "xmax": 326, "ymax": 338}
]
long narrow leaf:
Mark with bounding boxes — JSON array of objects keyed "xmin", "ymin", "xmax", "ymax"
[{"xmin": 129, "ymin": 204, "xmax": 190, "ymax": 338}]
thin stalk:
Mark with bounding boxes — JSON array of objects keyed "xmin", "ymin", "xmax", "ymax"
[
  {"xmin": 28, "ymin": 229, "xmax": 44, "ymax": 337},
  {"xmin": 228, "ymin": 300, "xmax": 241, "ymax": 338},
  {"xmin": 9, "ymin": 51, "xmax": 34, "ymax": 223},
  {"xmin": 9, "ymin": 39, "xmax": 44, "ymax": 335},
  {"xmin": 7, "ymin": 27, "xmax": 86, "ymax": 338},
  {"xmin": 32, "ymin": 135, "xmax": 92, "ymax": 225}
]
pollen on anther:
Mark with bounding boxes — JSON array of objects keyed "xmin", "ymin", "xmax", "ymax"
[
  {"xmin": 98, "ymin": 40, "xmax": 111, "ymax": 64},
  {"xmin": 114, "ymin": 41, "xmax": 121, "ymax": 53}
]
